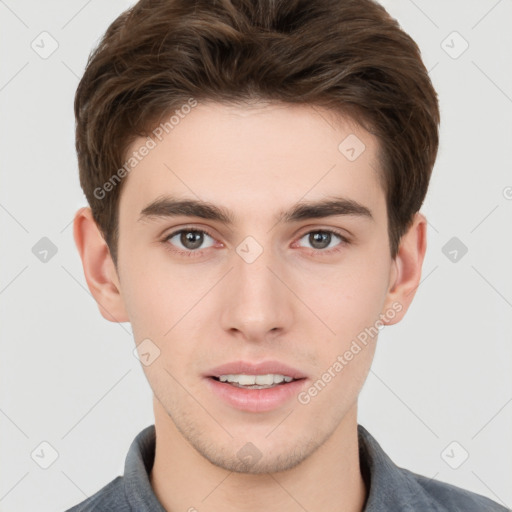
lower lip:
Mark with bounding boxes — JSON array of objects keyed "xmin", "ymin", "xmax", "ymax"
[{"xmin": 205, "ymin": 377, "xmax": 307, "ymax": 413}]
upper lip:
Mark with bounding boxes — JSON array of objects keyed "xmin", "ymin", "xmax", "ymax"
[{"xmin": 206, "ymin": 360, "xmax": 307, "ymax": 380}]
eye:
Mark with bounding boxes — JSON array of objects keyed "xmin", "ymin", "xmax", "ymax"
[
  {"xmin": 296, "ymin": 229, "xmax": 348, "ymax": 252},
  {"xmin": 162, "ymin": 227, "xmax": 348, "ymax": 258},
  {"xmin": 164, "ymin": 228, "xmax": 216, "ymax": 253}
]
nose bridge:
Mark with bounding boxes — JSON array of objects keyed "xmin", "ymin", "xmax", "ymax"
[
  {"xmin": 235, "ymin": 248, "xmax": 277, "ymax": 300},
  {"xmin": 220, "ymin": 236, "xmax": 293, "ymax": 338}
]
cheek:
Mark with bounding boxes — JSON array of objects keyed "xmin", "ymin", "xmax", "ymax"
[
  {"xmin": 295, "ymin": 255, "xmax": 390, "ymax": 341},
  {"xmin": 118, "ymin": 252, "xmax": 176, "ymax": 339},
  {"xmin": 119, "ymin": 251, "xmax": 219, "ymax": 355},
  {"xmin": 295, "ymin": 267, "xmax": 384, "ymax": 411}
]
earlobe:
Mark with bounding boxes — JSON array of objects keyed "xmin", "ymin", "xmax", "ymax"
[
  {"xmin": 73, "ymin": 207, "xmax": 130, "ymax": 323},
  {"xmin": 381, "ymin": 212, "xmax": 427, "ymax": 326}
]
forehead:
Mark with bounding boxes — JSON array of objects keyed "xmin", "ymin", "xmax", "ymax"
[{"xmin": 118, "ymin": 101, "xmax": 385, "ymax": 225}]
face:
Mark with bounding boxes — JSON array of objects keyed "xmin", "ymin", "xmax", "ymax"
[{"xmin": 112, "ymin": 101, "xmax": 401, "ymax": 473}]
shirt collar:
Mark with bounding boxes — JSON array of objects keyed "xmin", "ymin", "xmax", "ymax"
[
  {"xmin": 357, "ymin": 424, "xmax": 443, "ymax": 511},
  {"xmin": 123, "ymin": 425, "xmax": 166, "ymax": 511}
]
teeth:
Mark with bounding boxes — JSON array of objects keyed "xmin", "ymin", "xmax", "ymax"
[
  {"xmin": 218, "ymin": 373, "xmax": 295, "ymax": 386},
  {"xmin": 255, "ymin": 374, "xmax": 274, "ymax": 385}
]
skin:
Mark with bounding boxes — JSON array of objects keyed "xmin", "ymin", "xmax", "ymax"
[{"xmin": 74, "ymin": 101, "xmax": 426, "ymax": 512}]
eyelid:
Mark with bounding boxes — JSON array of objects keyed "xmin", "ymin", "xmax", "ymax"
[
  {"xmin": 163, "ymin": 224, "xmax": 350, "ymax": 241},
  {"xmin": 295, "ymin": 225, "xmax": 350, "ymax": 241},
  {"xmin": 163, "ymin": 225, "xmax": 218, "ymax": 241}
]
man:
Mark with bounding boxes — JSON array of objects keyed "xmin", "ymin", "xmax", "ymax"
[{"xmin": 67, "ymin": 0, "xmax": 507, "ymax": 510}]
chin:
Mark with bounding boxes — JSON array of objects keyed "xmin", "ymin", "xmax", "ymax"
[
  {"xmin": 189, "ymin": 430, "xmax": 325, "ymax": 475},
  {"xmin": 205, "ymin": 445, "xmax": 316, "ymax": 474}
]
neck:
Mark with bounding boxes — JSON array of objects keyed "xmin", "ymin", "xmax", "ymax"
[{"xmin": 150, "ymin": 397, "xmax": 366, "ymax": 512}]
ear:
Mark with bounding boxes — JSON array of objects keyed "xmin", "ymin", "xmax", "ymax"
[
  {"xmin": 380, "ymin": 212, "xmax": 427, "ymax": 325},
  {"xmin": 73, "ymin": 207, "xmax": 129, "ymax": 323}
]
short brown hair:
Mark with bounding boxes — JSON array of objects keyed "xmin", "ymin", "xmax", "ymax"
[{"xmin": 75, "ymin": 0, "xmax": 440, "ymax": 266}]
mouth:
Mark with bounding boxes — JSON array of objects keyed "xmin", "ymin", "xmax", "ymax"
[
  {"xmin": 204, "ymin": 361, "xmax": 308, "ymax": 412},
  {"xmin": 210, "ymin": 373, "xmax": 305, "ymax": 389}
]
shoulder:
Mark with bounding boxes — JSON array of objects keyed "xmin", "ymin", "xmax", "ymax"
[
  {"xmin": 401, "ymin": 467, "xmax": 509, "ymax": 512},
  {"xmin": 64, "ymin": 476, "xmax": 129, "ymax": 512},
  {"xmin": 357, "ymin": 425, "xmax": 508, "ymax": 512}
]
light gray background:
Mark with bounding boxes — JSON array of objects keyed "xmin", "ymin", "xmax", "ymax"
[{"xmin": 1, "ymin": 1, "xmax": 511, "ymax": 511}]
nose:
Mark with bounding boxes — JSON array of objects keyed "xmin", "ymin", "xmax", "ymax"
[{"xmin": 219, "ymin": 245, "xmax": 295, "ymax": 343}]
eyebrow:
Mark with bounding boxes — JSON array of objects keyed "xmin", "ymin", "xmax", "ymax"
[{"xmin": 138, "ymin": 195, "xmax": 373, "ymax": 225}]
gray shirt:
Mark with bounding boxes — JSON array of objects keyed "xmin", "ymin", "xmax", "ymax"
[{"xmin": 65, "ymin": 424, "xmax": 508, "ymax": 511}]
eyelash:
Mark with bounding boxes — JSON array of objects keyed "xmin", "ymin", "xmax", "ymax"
[{"xmin": 162, "ymin": 226, "xmax": 349, "ymax": 258}]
